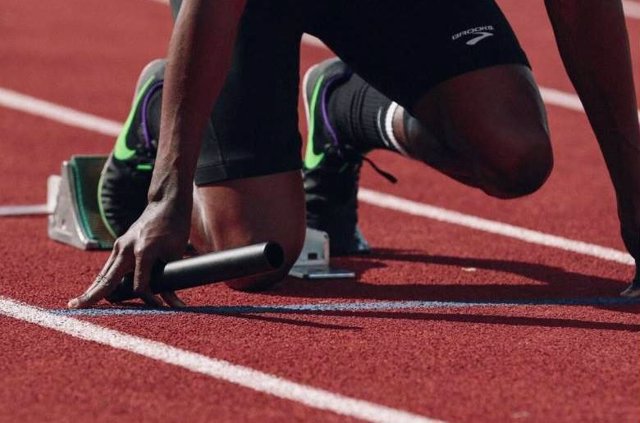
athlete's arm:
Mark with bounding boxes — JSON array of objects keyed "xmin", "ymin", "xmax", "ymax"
[
  {"xmin": 544, "ymin": 0, "xmax": 640, "ymax": 285},
  {"xmin": 68, "ymin": 0, "xmax": 246, "ymax": 308},
  {"xmin": 155, "ymin": 0, "xmax": 245, "ymax": 201}
]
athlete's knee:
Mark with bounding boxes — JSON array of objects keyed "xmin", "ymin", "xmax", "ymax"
[{"xmin": 486, "ymin": 131, "xmax": 553, "ymax": 199}]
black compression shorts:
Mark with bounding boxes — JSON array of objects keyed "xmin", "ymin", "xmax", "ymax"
[{"xmin": 174, "ymin": 0, "xmax": 531, "ymax": 185}]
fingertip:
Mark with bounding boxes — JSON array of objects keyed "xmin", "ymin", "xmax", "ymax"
[
  {"xmin": 621, "ymin": 286, "xmax": 640, "ymax": 298},
  {"xmin": 67, "ymin": 298, "xmax": 80, "ymax": 309},
  {"xmin": 171, "ymin": 298, "xmax": 187, "ymax": 309},
  {"xmin": 140, "ymin": 293, "xmax": 164, "ymax": 308},
  {"xmin": 161, "ymin": 291, "xmax": 187, "ymax": 308}
]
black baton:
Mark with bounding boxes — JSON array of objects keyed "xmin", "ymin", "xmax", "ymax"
[{"xmin": 106, "ymin": 241, "xmax": 284, "ymax": 303}]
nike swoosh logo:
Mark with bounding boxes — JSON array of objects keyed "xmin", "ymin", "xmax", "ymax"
[
  {"xmin": 304, "ymin": 74, "xmax": 326, "ymax": 169},
  {"xmin": 466, "ymin": 31, "xmax": 494, "ymax": 46},
  {"xmin": 113, "ymin": 77, "xmax": 157, "ymax": 161}
]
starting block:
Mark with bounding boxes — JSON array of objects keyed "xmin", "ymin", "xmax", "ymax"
[
  {"xmin": 48, "ymin": 155, "xmax": 115, "ymax": 250},
  {"xmin": 288, "ymin": 228, "xmax": 355, "ymax": 279},
  {"xmin": 47, "ymin": 155, "xmax": 354, "ymax": 279}
]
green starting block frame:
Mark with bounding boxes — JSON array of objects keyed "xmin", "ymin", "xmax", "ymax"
[
  {"xmin": 48, "ymin": 155, "xmax": 354, "ymax": 278},
  {"xmin": 48, "ymin": 155, "xmax": 115, "ymax": 250}
]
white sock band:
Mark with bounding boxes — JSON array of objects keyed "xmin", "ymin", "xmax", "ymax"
[{"xmin": 384, "ymin": 102, "xmax": 409, "ymax": 156}]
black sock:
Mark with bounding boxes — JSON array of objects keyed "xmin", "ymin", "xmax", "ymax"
[{"xmin": 328, "ymin": 73, "xmax": 406, "ymax": 155}]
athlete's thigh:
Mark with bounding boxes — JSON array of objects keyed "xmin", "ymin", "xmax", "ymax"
[
  {"xmin": 167, "ymin": 0, "xmax": 305, "ymax": 195},
  {"xmin": 183, "ymin": 0, "xmax": 307, "ymax": 285},
  {"xmin": 305, "ymin": 0, "xmax": 532, "ymax": 114},
  {"xmin": 412, "ymin": 63, "xmax": 549, "ymax": 168},
  {"xmin": 306, "ymin": 0, "xmax": 550, "ymax": 179},
  {"xmin": 178, "ymin": 0, "xmax": 306, "ymax": 184}
]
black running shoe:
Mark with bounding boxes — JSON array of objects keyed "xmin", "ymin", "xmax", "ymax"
[
  {"xmin": 302, "ymin": 59, "xmax": 371, "ymax": 256},
  {"xmin": 99, "ymin": 59, "xmax": 165, "ymax": 237}
]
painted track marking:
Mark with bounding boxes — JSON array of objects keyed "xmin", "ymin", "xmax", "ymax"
[
  {"xmin": 52, "ymin": 297, "xmax": 640, "ymax": 317},
  {"xmin": 0, "ymin": 204, "xmax": 50, "ymax": 216},
  {"xmin": 358, "ymin": 189, "xmax": 634, "ymax": 266},
  {"xmin": 0, "ymin": 297, "xmax": 443, "ymax": 423},
  {"xmin": 623, "ymin": 0, "xmax": 640, "ymax": 19},
  {"xmin": 0, "ymin": 87, "xmax": 635, "ymax": 265},
  {"xmin": 0, "ymin": 88, "xmax": 121, "ymax": 137}
]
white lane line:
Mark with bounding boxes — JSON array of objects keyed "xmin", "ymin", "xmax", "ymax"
[
  {"xmin": 540, "ymin": 87, "xmax": 640, "ymax": 122},
  {"xmin": 0, "ymin": 204, "xmax": 50, "ymax": 216},
  {"xmin": 538, "ymin": 87, "xmax": 584, "ymax": 114},
  {"xmin": 0, "ymin": 297, "xmax": 442, "ymax": 423},
  {"xmin": 53, "ymin": 297, "xmax": 640, "ymax": 317},
  {"xmin": 0, "ymin": 87, "xmax": 634, "ymax": 266},
  {"xmin": 359, "ymin": 189, "xmax": 634, "ymax": 266},
  {"xmin": 0, "ymin": 88, "xmax": 121, "ymax": 137},
  {"xmin": 623, "ymin": 0, "xmax": 640, "ymax": 19}
]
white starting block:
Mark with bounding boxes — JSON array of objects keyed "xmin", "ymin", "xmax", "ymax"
[
  {"xmin": 47, "ymin": 155, "xmax": 354, "ymax": 279},
  {"xmin": 289, "ymin": 228, "xmax": 355, "ymax": 279}
]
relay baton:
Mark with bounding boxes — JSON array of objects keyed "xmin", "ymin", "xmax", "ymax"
[{"xmin": 106, "ymin": 241, "xmax": 284, "ymax": 302}]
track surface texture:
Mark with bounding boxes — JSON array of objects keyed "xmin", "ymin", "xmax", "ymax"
[{"xmin": 1, "ymin": 0, "xmax": 639, "ymax": 422}]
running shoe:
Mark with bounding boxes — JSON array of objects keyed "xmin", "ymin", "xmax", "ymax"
[
  {"xmin": 99, "ymin": 59, "xmax": 165, "ymax": 237},
  {"xmin": 302, "ymin": 58, "xmax": 371, "ymax": 256}
]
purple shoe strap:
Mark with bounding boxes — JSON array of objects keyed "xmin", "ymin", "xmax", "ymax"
[
  {"xmin": 318, "ymin": 68, "xmax": 398, "ymax": 184},
  {"xmin": 141, "ymin": 80, "xmax": 164, "ymax": 149},
  {"xmin": 319, "ymin": 70, "xmax": 352, "ymax": 149}
]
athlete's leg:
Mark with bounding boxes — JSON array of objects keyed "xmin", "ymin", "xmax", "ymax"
[
  {"xmin": 186, "ymin": 0, "xmax": 306, "ymax": 290},
  {"xmin": 393, "ymin": 65, "xmax": 552, "ymax": 199},
  {"xmin": 305, "ymin": 0, "xmax": 552, "ymax": 200},
  {"xmin": 176, "ymin": 0, "xmax": 306, "ymax": 289},
  {"xmin": 102, "ymin": 0, "xmax": 306, "ymax": 291}
]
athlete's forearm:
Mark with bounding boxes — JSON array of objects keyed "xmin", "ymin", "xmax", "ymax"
[
  {"xmin": 545, "ymin": 0, "xmax": 640, "ymax": 257},
  {"xmin": 148, "ymin": 0, "xmax": 246, "ymax": 205}
]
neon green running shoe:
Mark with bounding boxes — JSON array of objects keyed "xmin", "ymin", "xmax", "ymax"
[
  {"xmin": 302, "ymin": 58, "xmax": 371, "ymax": 256},
  {"xmin": 98, "ymin": 59, "xmax": 165, "ymax": 237}
]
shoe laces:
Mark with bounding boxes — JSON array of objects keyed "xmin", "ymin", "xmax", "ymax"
[
  {"xmin": 318, "ymin": 67, "xmax": 397, "ymax": 184},
  {"xmin": 361, "ymin": 155, "xmax": 398, "ymax": 183},
  {"xmin": 328, "ymin": 143, "xmax": 397, "ymax": 184}
]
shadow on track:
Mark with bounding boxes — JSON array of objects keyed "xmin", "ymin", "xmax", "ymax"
[
  {"xmin": 60, "ymin": 248, "xmax": 639, "ymax": 331},
  {"xmin": 270, "ymin": 248, "xmax": 629, "ymax": 300}
]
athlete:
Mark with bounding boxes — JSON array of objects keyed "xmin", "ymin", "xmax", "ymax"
[{"xmin": 68, "ymin": 0, "xmax": 640, "ymax": 308}]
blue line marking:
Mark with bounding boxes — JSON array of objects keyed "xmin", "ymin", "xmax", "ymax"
[{"xmin": 51, "ymin": 297, "xmax": 640, "ymax": 317}]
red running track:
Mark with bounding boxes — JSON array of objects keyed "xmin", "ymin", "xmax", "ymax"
[{"xmin": 1, "ymin": 0, "xmax": 639, "ymax": 422}]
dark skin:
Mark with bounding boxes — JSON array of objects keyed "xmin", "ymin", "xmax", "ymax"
[
  {"xmin": 68, "ymin": 0, "xmax": 248, "ymax": 308},
  {"xmin": 392, "ymin": 2, "xmax": 640, "ymax": 199},
  {"xmin": 68, "ymin": 0, "xmax": 640, "ymax": 308},
  {"xmin": 543, "ymin": 0, "xmax": 640, "ymax": 270}
]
